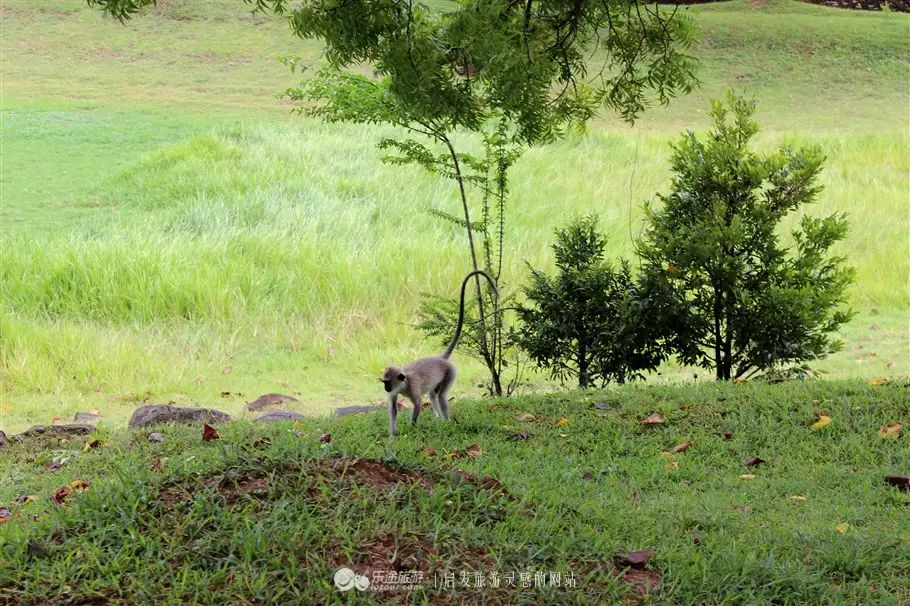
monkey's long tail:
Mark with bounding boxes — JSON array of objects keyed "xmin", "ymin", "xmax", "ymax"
[{"xmin": 442, "ymin": 270, "xmax": 499, "ymax": 359}]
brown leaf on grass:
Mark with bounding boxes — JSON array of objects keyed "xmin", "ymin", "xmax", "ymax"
[
  {"xmin": 45, "ymin": 460, "xmax": 62, "ymax": 471},
  {"xmin": 69, "ymin": 480, "xmax": 90, "ymax": 492},
  {"xmin": 716, "ymin": 431, "xmax": 733, "ymax": 440},
  {"xmin": 731, "ymin": 504, "xmax": 754, "ymax": 513},
  {"xmin": 673, "ymin": 441, "xmax": 692, "ymax": 453},
  {"xmin": 319, "ymin": 433, "xmax": 332, "ymax": 443},
  {"xmin": 447, "ymin": 443, "xmax": 484, "ymax": 459},
  {"xmin": 202, "ymin": 423, "xmax": 220, "ymax": 441},
  {"xmin": 465, "ymin": 444, "xmax": 483, "ymax": 457},
  {"xmin": 613, "ymin": 550, "xmax": 653, "ymax": 569},
  {"xmin": 0, "ymin": 507, "xmax": 10, "ymax": 524},
  {"xmin": 151, "ymin": 458, "xmax": 166, "ymax": 473},
  {"xmin": 878, "ymin": 422, "xmax": 902, "ymax": 439},
  {"xmin": 809, "ymin": 414, "xmax": 831, "ymax": 430},
  {"xmin": 13, "ymin": 495, "xmax": 36, "ymax": 505},
  {"xmin": 52, "ymin": 486, "xmax": 72, "ymax": 505},
  {"xmin": 738, "ymin": 474, "xmax": 756, "ymax": 481},
  {"xmin": 516, "ymin": 413, "xmax": 536, "ymax": 422},
  {"xmin": 81, "ymin": 439, "xmax": 102, "ymax": 453},
  {"xmin": 640, "ymin": 413, "xmax": 665, "ymax": 426},
  {"xmin": 422, "ymin": 447, "xmax": 437, "ymax": 457},
  {"xmin": 868, "ymin": 377, "xmax": 891, "ymax": 386},
  {"xmin": 581, "ymin": 472, "xmax": 595, "ymax": 481},
  {"xmin": 222, "ymin": 366, "xmax": 232, "ymax": 375},
  {"xmin": 884, "ymin": 475, "xmax": 909, "ymax": 493},
  {"xmin": 508, "ymin": 432, "xmax": 530, "ymax": 441},
  {"xmin": 555, "ymin": 416, "xmax": 569, "ymax": 427},
  {"xmin": 665, "ymin": 461, "xmax": 679, "ymax": 471},
  {"xmin": 742, "ymin": 457, "xmax": 766, "ymax": 467},
  {"xmin": 252, "ymin": 436, "xmax": 272, "ymax": 448}
]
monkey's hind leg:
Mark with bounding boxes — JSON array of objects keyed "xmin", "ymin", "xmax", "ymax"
[
  {"xmin": 429, "ymin": 388, "xmax": 443, "ymax": 419},
  {"xmin": 436, "ymin": 370, "xmax": 455, "ymax": 421}
]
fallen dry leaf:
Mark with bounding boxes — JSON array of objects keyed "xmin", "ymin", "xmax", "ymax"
[
  {"xmin": 581, "ymin": 472, "xmax": 595, "ymax": 481},
  {"xmin": 423, "ymin": 447, "xmax": 437, "ymax": 457},
  {"xmin": 613, "ymin": 550, "xmax": 653, "ymax": 569},
  {"xmin": 52, "ymin": 485, "xmax": 72, "ymax": 505},
  {"xmin": 202, "ymin": 423, "xmax": 220, "ymax": 441},
  {"xmin": 516, "ymin": 413, "xmax": 536, "ymax": 422},
  {"xmin": 884, "ymin": 475, "xmax": 909, "ymax": 493},
  {"xmin": 69, "ymin": 480, "xmax": 90, "ymax": 492},
  {"xmin": 733, "ymin": 378, "xmax": 748, "ymax": 385},
  {"xmin": 151, "ymin": 458, "xmax": 166, "ymax": 473},
  {"xmin": 665, "ymin": 461, "xmax": 679, "ymax": 471},
  {"xmin": 45, "ymin": 460, "xmax": 62, "ymax": 471},
  {"xmin": 81, "ymin": 439, "xmax": 102, "ymax": 453},
  {"xmin": 716, "ymin": 431, "xmax": 734, "ymax": 440},
  {"xmin": 739, "ymin": 474, "xmax": 756, "ymax": 481},
  {"xmin": 640, "ymin": 413, "xmax": 665, "ymax": 426},
  {"xmin": 508, "ymin": 432, "xmax": 530, "ymax": 441},
  {"xmin": 465, "ymin": 443, "xmax": 483, "ymax": 458},
  {"xmin": 222, "ymin": 366, "xmax": 232, "ymax": 375},
  {"xmin": 789, "ymin": 495, "xmax": 808, "ymax": 502},
  {"xmin": 319, "ymin": 433, "xmax": 332, "ymax": 443},
  {"xmin": 732, "ymin": 504, "xmax": 754, "ymax": 513},
  {"xmin": 673, "ymin": 441, "xmax": 692, "ymax": 453},
  {"xmin": 252, "ymin": 436, "xmax": 272, "ymax": 447},
  {"xmin": 835, "ymin": 522, "xmax": 850, "ymax": 534},
  {"xmin": 13, "ymin": 495, "xmax": 36, "ymax": 505},
  {"xmin": 0, "ymin": 507, "xmax": 10, "ymax": 524},
  {"xmin": 555, "ymin": 416, "xmax": 569, "ymax": 427},
  {"xmin": 878, "ymin": 422, "xmax": 902, "ymax": 439},
  {"xmin": 868, "ymin": 377, "xmax": 891, "ymax": 386},
  {"xmin": 809, "ymin": 414, "xmax": 832, "ymax": 431},
  {"xmin": 742, "ymin": 457, "xmax": 766, "ymax": 468}
]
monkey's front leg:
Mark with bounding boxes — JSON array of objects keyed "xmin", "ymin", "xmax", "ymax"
[{"xmin": 388, "ymin": 393, "xmax": 399, "ymax": 437}]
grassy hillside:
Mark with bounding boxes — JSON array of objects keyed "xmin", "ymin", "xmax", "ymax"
[
  {"xmin": 1, "ymin": 382, "xmax": 908, "ymax": 604},
  {"xmin": 1, "ymin": 0, "xmax": 908, "ymax": 431}
]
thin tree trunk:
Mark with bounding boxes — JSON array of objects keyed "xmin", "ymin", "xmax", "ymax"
[{"xmin": 441, "ymin": 134, "xmax": 499, "ymax": 393}]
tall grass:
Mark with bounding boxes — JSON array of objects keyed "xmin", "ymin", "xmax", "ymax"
[{"xmin": 0, "ymin": 0, "xmax": 907, "ymax": 430}]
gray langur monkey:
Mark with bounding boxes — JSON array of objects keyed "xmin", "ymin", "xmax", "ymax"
[{"xmin": 380, "ymin": 270, "xmax": 498, "ymax": 437}]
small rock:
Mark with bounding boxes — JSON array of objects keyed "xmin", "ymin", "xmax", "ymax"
[
  {"xmin": 148, "ymin": 432, "xmax": 165, "ymax": 443},
  {"xmin": 333, "ymin": 405, "xmax": 380, "ymax": 418},
  {"xmin": 73, "ymin": 412, "xmax": 100, "ymax": 424},
  {"xmin": 594, "ymin": 401, "xmax": 614, "ymax": 410},
  {"xmin": 18, "ymin": 424, "xmax": 95, "ymax": 438},
  {"xmin": 246, "ymin": 393, "xmax": 300, "ymax": 412},
  {"xmin": 254, "ymin": 410, "xmax": 305, "ymax": 423},
  {"xmin": 128, "ymin": 405, "xmax": 230, "ymax": 429}
]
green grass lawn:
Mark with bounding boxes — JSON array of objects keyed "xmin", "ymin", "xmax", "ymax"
[
  {"xmin": 1, "ymin": 381, "xmax": 908, "ymax": 604},
  {"xmin": 1, "ymin": 0, "xmax": 908, "ymax": 432}
]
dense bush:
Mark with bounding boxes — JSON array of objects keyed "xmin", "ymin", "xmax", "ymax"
[
  {"xmin": 638, "ymin": 93, "xmax": 854, "ymax": 380},
  {"xmin": 517, "ymin": 216, "xmax": 668, "ymax": 388}
]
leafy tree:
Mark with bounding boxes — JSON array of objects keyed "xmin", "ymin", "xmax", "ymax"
[
  {"xmin": 88, "ymin": 0, "xmax": 698, "ymax": 394},
  {"xmin": 638, "ymin": 93, "xmax": 855, "ymax": 381},
  {"xmin": 518, "ymin": 216, "xmax": 667, "ymax": 388}
]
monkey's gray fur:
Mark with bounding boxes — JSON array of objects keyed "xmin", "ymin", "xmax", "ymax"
[{"xmin": 380, "ymin": 270, "xmax": 498, "ymax": 437}]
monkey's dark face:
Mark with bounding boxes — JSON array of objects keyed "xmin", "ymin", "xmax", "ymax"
[{"xmin": 380, "ymin": 366, "xmax": 406, "ymax": 393}]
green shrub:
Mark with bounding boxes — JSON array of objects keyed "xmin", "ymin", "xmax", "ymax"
[
  {"xmin": 638, "ymin": 92, "xmax": 855, "ymax": 381},
  {"xmin": 517, "ymin": 216, "xmax": 668, "ymax": 388}
]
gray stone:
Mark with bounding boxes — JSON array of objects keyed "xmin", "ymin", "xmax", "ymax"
[
  {"xmin": 128, "ymin": 405, "xmax": 230, "ymax": 429},
  {"xmin": 148, "ymin": 432, "xmax": 165, "ymax": 443},
  {"xmin": 246, "ymin": 393, "xmax": 301, "ymax": 412},
  {"xmin": 0, "ymin": 430, "xmax": 8, "ymax": 450},
  {"xmin": 333, "ymin": 405, "xmax": 381, "ymax": 418},
  {"xmin": 74, "ymin": 412, "xmax": 101, "ymax": 424},
  {"xmin": 254, "ymin": 410, "xmax": 305, "ymax": 423},
  {"xmin": 18, "ymin": 424, "xmax": 96, "ymax": 438}
]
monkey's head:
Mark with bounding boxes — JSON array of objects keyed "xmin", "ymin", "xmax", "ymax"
[{"xmin": 380, "ymin": 366, "xmax": 406, "ymax": 393}]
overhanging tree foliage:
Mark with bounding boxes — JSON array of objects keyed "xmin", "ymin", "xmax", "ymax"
[{"xmin": 88, "ymin": 0, "xmax": 698, "ymax": 394}]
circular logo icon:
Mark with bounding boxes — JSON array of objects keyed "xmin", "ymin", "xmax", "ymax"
[{"xmin": 334, "ymin": 567, "xmax": 356, "ymax": 592}]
